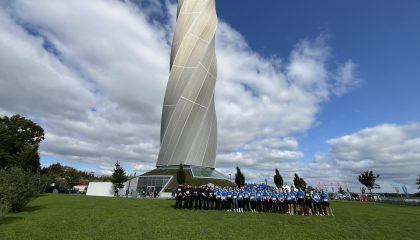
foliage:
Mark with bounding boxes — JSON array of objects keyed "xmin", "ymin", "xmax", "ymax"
[
  {"xmin": 0, "ymin": 167, "xmax": 45, "ymax": 215},
  {"xmin": 111, "ymin": 161, "xmax": 127, "ymax": 190},
  {"xmin": 358, "ymin": 170, "xmax": 380, "ymax": 195},
  {"xmin": 176, "ymin": 163, "xmax": 186, "ymax": 185},
  {"xmin": 360, "ymin": 187, "xmax": 366, "ymax": 194},
  {"xmin": 41, "ymin": 163, "xmax": 98, "ymax": 188},
  {"xmin": 235, "ymin": 166, "xmax": 245, "ymax": 187},
  {"xmin": 417, "ymin": 175, "xmax": 420, "ymax": 190},
  {"xmin": 0, "ymin": 115, "xmax": 45, "ymax": 172},
  {"xmin": 293, "ymin": 173, "xmax": 307, "ymax": 189},
  {"xmin": 273, "ymin": 169, "xmax": 283, "ymax": 188}
]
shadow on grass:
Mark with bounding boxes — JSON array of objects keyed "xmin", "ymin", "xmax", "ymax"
[
  {"xmin": 0, "ymin": 204, "xmax": 44, "ymax": 225},
  {"xmin": 0, "ymin": 216, "xmax": 24, "ymax": 225},
  {"xmin": 23, "ymin": 205, "xmax": 44, "ymax": 213}
]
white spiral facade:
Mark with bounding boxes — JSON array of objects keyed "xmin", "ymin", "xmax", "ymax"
[{"xmin": 156, "ymin": 0, "xmax": 218, "ymax": 168}]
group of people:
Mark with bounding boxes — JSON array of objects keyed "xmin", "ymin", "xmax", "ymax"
[{"xmin": 174, "ymin": 184, "xmax": 334, "ymax": 216}]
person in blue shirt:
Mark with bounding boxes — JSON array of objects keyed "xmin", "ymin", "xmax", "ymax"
[
  {"xmin": 243, "ymin": 189, "xmax": 250, "ymax": 212},
  {"xmin": 312, "ymin": 190, "xmax": 322, "ymax": 215},
  {"xmin": 262, "ymin": 190, "xmax": 269, "ymax": 212},
  {"xmin": 297, "ymin": 187, "xmax": 305, "ymax": 215},
  {"xmin": 278, "ymin": 189, "xmax": 285, "ymax": 213},
  {"xmin": 237, "ymin": 189, "xmax": 244, "ymax": 212},
  {"xmin": 232, "ymin": 188, "xmax": 238, "ymax": 212},
  {"xmin": 250, "ymin": 190, "xmax": 257, "ymax": 213},
  {"xmin": 226, "ymin": 188, "xmax": 232, "ymax": 212},
  {"xmin": 290, "ymin": 187, "xmax": 297, "ymax": 215},
  {"xmin": 221, "ymin": 188, "xmax": 227, "ymax": 210},
  {"xmin": 285, "ymin": 189, "xmax": 292, "ymax": 215},
  {"xmin": 321, "ymin": 189, "xmax": 334, "ymax": 216},
  {"xmin": 215, "ymin": 187, "xmax": 222, "ymax": 210},
  {"xmin": 256, "ymin": 189, "xmax": 262, "ymax": 212},
  {"xmin": 270, "ymin": 191, "xmax": 278, "ymax": 212}
]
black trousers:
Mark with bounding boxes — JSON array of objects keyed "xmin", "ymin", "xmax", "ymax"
[
  {"xmin": 176, "ymin": 196, "xmax": 182, "ymax": 208},
  {"xmin": 250, "ymin": 201, "xmax": 256, "ymax": 210},
  {"xmin": 243, "ymin": 199, "xmax": 250, "ymax": 211}
]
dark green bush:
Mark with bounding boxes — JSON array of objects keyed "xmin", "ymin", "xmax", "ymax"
[{"xmin": 0, "ymin": 167, "xmax": 44, "ymax": 215}]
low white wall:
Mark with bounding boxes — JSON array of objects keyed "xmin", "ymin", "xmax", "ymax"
[{"xmin": 86, "ymin": 182, "xmax": 114, "ymax": 197}]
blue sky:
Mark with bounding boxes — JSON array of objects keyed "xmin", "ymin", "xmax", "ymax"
[
  {"xmin": 218, "ymin": 0, "xmax": 420, "ymax": 162},
  {"xmin": 1, "ymin": 0, "xmax": 419, "ymax": 192}
]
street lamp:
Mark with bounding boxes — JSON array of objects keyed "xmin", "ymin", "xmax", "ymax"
[{"xmin": 229, "ymin": 173, "xmax": 231, "ymax": 182}]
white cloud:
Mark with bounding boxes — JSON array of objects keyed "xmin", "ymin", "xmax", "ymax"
[
  {"xmin": 301, "ymin": 123, "xmax": 420, "ymax": 192},
  {"xmin": 0, "ymin": 0, "xmax": 366, "ymax": 184}
]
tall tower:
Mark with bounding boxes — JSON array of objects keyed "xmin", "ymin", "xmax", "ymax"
[{"xmin": 156, "ymin": 0, "xmax": 218, "ymax": 168}]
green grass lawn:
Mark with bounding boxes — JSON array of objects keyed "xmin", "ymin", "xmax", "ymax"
[{"xmin": 1, "ymin": 194, "xmax": 419, "ymax": 240}]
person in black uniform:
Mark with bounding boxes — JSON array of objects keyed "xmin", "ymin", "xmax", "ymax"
[
  {"xmin": 184, "ymin": 185, "xmax": 192, "ymax": 209},
  {"xmin": 193, "ymin": 187, "xmax": 199, "ymax": 209},
  {"xmin": 175, "ymin": 185, "xmax": 183, "ymax": 209}
]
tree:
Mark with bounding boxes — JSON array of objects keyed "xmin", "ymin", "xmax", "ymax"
[
  {"xmin": 111, "ymin": 161, "xmax": 128, "ymax": 190},
  {"xmin": 0, "ymin": 115, "xmax": 45, "ymax": 172},
  {"xmin": 417, "ymin": 175, "xmax": 420, "ymax": 190},
  {"xmin": 235, "ymin": 166, "xmax": 245, "ymax": 187},
  {"xmin": 176, "ymin": 163, "xmax": 186, "ymax": 185},
  {"xmin": 293, "ymin": 173, "xmax": 307, "ymax": 189},
  {"xmin": 273, "ymin": 169, "xmax": 283, "ymax": 188},
  {"xmin": 358, "ymin": 170, "xmax": 380, "ymax": 196},
  {"xmin": 0, "ymin": 167, "xmax": 45, "ymax": 215}
]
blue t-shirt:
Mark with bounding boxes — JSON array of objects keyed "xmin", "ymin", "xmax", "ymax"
[
  {"xmin": 256, "ymin": 191, "xmax": 262, "ymax": 201},
  {"xmin": 227, "ymin": 191, "xmax": 232, "ymax": 199},
  {"xmin": 244, "ymin": 191, "xmax": 250, "ymax": 199},
  {"xmin": 221, "ymin": 190, "xmax": 227, "ymax": 201},
  {"xmin": 286, "ymin": 193, "xmax": 292, "ymax": 201},
  {"xmin": 250, "ymin": 191, "xmax": 256, "ymax": 201},
  {"xmin": 290, "ymin": 191, "xmax": 297, "ymax": 202},
  {"xmin": 321, "ymin": 192, "xmax": 329, "ymax": 202},
  {"xmin": 297, "ymin": 190, "xmax": 305, "ymax": 199},
  {"xmin": 216, "ymin": 190, "xmax": 221, "ymax": 199},
  {"xmin": 238, "ymin": 192, "xmax": 243, "ymax": 201},
  {"xmin": 277, "ymin": 193, "xmax": 284, "ymax": 202},
  {"xmin": 271, "ymin": 193, "xmax": 277, "ymax": 201},
  {"xmin": 263, "ymin": 191, "xmax": 269, "ymax": 201},
  {"xmin": 312, "ymin": 193, "xmax": 320, "ymax": 203},
  {"xmin": 233, "ymin": 190, "xmax": 238, "ymax": 199}
]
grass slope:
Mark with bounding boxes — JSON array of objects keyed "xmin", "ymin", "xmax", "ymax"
[{"xmin": 1, "ymin": 194, "xmax": 419, "ymax": 240}]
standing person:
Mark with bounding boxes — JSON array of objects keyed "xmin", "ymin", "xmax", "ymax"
[
  {"xmin": 262, "ymin": 189, "xmax": 269, "ymax": 212},
  {"xmin": 278, "ymin": 189, "xmax": 285, "ymax": 213},
  {"xmin": 250, "ymin": 189, "xmax": 257, "ymax": 213},
  {"xmin": 185, "ymin": 185, "xmax": 192, "ymax": 209},
  {"xmin": 243, "ymin": 189, "xmax": 250, "ymax": 212},
  {"xmin": 270, "ymin": 190, "xmax": 278, "ymax": 212},
  {"xmin": 221, "ymin": 188, "xmax": 227, "ymax": 210},
  {"xmin": 207, "ymin": 187, "xmax": 214, "ymax": 210},
  {"xmin": 215, "ymin": 187, "xmax": 221, "ymax": 210},
  {"xmin": 227, "ymin": 187, "xmax": 233, "ymax": 212},
  {"xmin": 312, "ymin": 190, "xmax": 322, "ymax": 216},
  {"xmin": 232, "ymin": 187, "xmax": 239, "ymax": 212},
  {"xmin": 297, "ymin": 187, "xmax": 305, "ymax": 216},
  {"xmin": 304, "ymin": 192, "xmax": 313, "ymax": 216},
  {"xmin": 256, "ymin": 189, "xmax": 262, "ymax": 212},
  {"xmin": 175, "ymin": 185, "xmax": 183, "ymax": 209},
  {"xmin": 285, "ymin": 189, "xmax": 292, "ymax": 215},
  {"xmin": 193, "ymin": 187, "xmax": 200, "ymax": 209},
  {"xmin": 237, "ymin": 189, "xmax": 244, "ymax": 212},
  {"xmin": 290, "ymin": 187, "xmax": 297, "ymax": 215},
  {"xmin": 321, "ymin": 190, "xmax": 334, "ymax": 216}
]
